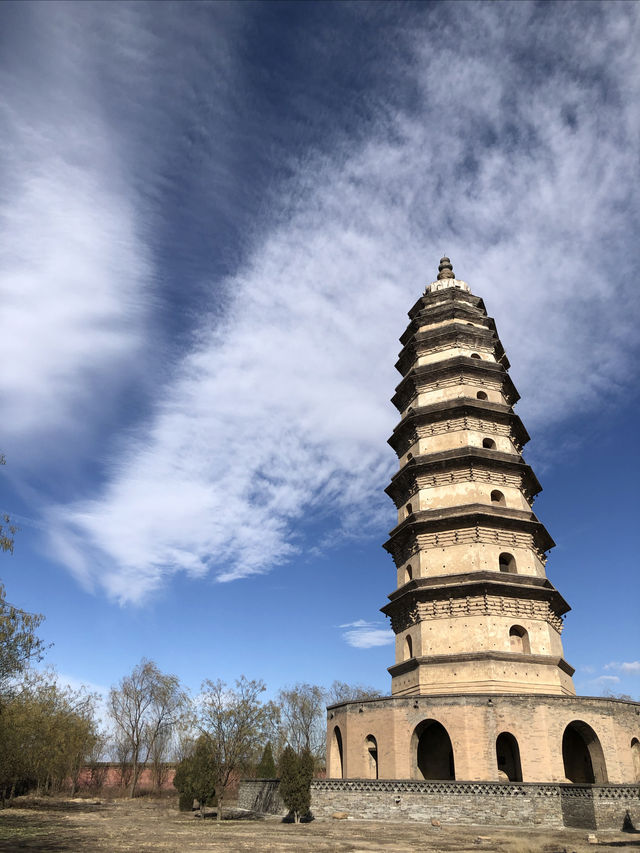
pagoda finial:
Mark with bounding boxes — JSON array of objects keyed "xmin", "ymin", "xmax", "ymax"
[{"xmin": 437, "ymin": 256, "xmax": 455, "ymax": 280}]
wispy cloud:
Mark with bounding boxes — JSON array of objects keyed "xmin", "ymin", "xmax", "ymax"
[
  {"xmin": 0, "ymin": 6, "xmax": 151, "ymax": 457},
  {"xmin": 590, "ymin": 675, "xmax": 621, "ymax": 687},
  {"xmin": 340, "ymin": 620, "xmax": 395, "ymax": 649},
  {"xmin": 5, "ymin": 4, "xmax": 640, "ymax": 602},
  {"xmin": 605, "ymin": 661, "xmax": 640, "ymax": 675}
]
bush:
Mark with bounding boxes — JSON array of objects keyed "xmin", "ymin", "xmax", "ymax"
[
  {"xmin": 279, "ymin": 746, "xmax": 314, "ymax": 823},
  {"xmin": 178, "ymin": 791, "xmax": 194, "ymax": 812},
  {"xmin": 256, "ymin": 743, "xmax": 276, "ymax": 778},
  {"xmin": 173, "ymin": 736, "xmax": 217, "ymax": 817}
]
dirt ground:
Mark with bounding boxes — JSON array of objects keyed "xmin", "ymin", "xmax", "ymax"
[{"xmin": 0, "ymin": 796, "xmax": 639, "ymax": 853}]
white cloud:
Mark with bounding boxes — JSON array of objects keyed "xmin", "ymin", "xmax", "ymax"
[
  {"xmin": 340, "ymin": 620, "xmax": 395, "ymax": 649},
  {"xmin": 605, "ymin": 661, "xmax": 640, "ymax": 675},
  {"xmin": 0, "ymin": 7, "xmax": 151, "ymax": 456},
  {"xmin": 591, "ymin": 675, "xmax": 621, "ymax": 686},
  {"xmin": 12, "ymin": 3, "xmax": 640, "ymax": 602}
]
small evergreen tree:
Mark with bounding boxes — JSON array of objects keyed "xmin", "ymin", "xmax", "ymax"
[
  {"xmin": 173, "ymin": 736, "xmax": 217, "ymax": 818},
  {"xmin": 256, "ymin": 742, "xmax": 276, "ymax": 778},
  {"xmin": 279, "ymin": 746, "xmax": 314, "ymax": 823},
  {"xmin": 299, "ymin": 747, "xmax": 314, "ymax": 815}
]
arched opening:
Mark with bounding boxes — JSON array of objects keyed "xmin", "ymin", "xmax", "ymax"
[
  {"xmin": 476, "ymin": 391, "xmax": 488, "ymax": 400},
  {"xmin": 365, "ymin": 735, "xmax": 378, "ymax": 779},
  {"xmin": 496, "ymin": 732, "xmax": 523, "ymax": 782},
  {"xmin": 407, "ymin": 452, "xmax": 413, "ymax": 461},
  {"xmin": 499, "ymin": 553, "xmax": 517, "ymax": 573},
  {"xmin": 509, "ymin": 625, "xmax": 531, "ymax": 654},
  {"xmin": 482, "ymin": 437, "xmax": 497, "ymax": 449},
  {"xmin": 631, "ymin": 738, "xmax": 640, "ymax": 782},
  {"xmin": 491, "ymin": 489, "xmax": 506, "ymax": 505},
  {"xmin": 562, "ymin": 721, "xmax": 608, "ymax": 783},
  {"xmin": 405, "ymin": 503, "xmax": 413, "ymax": 517},
  {"xmin": 404, "ymin": 634, "xmax": 413, "ymax": 660},
  {"xmin": 412, "ymin": 720, "xmax": 455, "ymax": 780},
  {"xmin": 330, "ymin": 726, "xmax": 344, "ymax": 779},
  {"xmin": 470, "ymin": 353, "xmax": 482, "ymax": 359},
  {"xmin": 405, "ymin": 564, "xmax": 413, "ymax": 583}
]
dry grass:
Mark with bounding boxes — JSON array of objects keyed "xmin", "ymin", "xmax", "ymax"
[{"xmin": 0, "ymin": 796, "xmax": 638, "ymax": 852}]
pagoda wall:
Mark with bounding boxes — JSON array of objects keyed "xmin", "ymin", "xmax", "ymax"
[{"xmin": 326, "ymin": 694, "xmax": 640, "ymax": 785}]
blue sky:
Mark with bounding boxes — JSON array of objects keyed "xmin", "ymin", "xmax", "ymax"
[{"xmin": 1, "ymin": 0, "xmax": 639, "ymax": 708}]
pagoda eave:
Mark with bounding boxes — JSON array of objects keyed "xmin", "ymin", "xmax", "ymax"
[
  {"xmin": 387, "ymin": 398, "xmax": 530, "ymax": 452},
  {"xmin": 395, "ymin": 327, "xmax": 509, "ymax": 376},
  {"xmin": 391, "ymin": 356, "xmax": 520, "ymax": 410},
  {"xmin": 388, "ymin": 652, "xmax": 576, "ymax": 679},
  {"xmin": 381, "ymin": 571, "xmax": 571, "ymax": 617},
  {"xmin": 384, "ymin": 504, "xmax": 555, "ymax": 553},
  {"xmin": 385, "ymin": 449, "xmax": 542, "ymax": 504}
]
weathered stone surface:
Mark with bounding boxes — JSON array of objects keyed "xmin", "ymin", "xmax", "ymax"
[
  {"xmin": 236, "ymin": 779, "xmax": 286, "ymax": 816},
  {"xmin": 310, "ymin": 779, "xmax": 640, "ymax": 831}
]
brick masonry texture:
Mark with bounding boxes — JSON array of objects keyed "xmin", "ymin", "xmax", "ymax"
[
  {"xmin": 237, "ymin": 779, "xmax": 287, "ymax": 816},
  {"xmin": 310, "ymin": 779, "xmax": 640, "ymax": 830},
  {"xmin": 237, "ymin": 778, "xmax": 640, "ymax": 830},
  {"xmin": 326, "ymin": 694, "xmax": 640, "ymax": 783}
]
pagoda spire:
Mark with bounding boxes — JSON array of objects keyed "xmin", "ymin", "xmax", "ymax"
[{"xmin": 437, "ymin": 256, "xmax": 455, "ymax": 280}]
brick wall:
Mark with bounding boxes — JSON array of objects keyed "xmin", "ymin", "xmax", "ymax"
[
  {"xmin": 309, "ymin": 779, "xmax": 640, "ymax": 830},
  {"xmin": 237, "ymin": 779, "xmax": 287, "ymax": 815}
]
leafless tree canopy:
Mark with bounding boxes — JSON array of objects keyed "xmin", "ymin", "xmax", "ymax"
[{"xmin": 109, "ymin": 658, "xmax": 186, "ymax": 798}]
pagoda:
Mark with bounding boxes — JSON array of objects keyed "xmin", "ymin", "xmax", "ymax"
[
  {"xmin": 382, "ymin": 256, "xmax": 574, "ymax": 697},
  {"xmin": 323, "ymin": 258, "xmax": 640, "ymax": 791}
]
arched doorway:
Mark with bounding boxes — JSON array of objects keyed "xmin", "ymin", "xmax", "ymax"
[
  {"xmin": 631, "ymin": 738, "xmax": 640, "ymax": 782},
  {"xmin": 365, "ymin": 735, "xmax": 378, "ymax": 779},
  {"xmin": 412, "ymin": 720, "xmax": 455, "ymax": 780},
  {"xmin": 496, "ymin": 732, "xmax": 523, "ymax": 781},
  {"xmin": 330, "ymin": 726, "xmax": 344, "ymax": 779},
  {"xmin": 562, "ymin": 721, "xmax": 608, "ymax": 783}
]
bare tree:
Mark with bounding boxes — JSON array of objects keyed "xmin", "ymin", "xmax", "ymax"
[
  {"xmin": 277, "ymin": 683, "xmax": 326, "ymax": 760},
  {"xmin": 109, "ymin": 659, "xmax": 186, "ymax": 797},
  {"xmin": 149, "ymin": 726, "xmax": 172, "ymax": 790},
  {"xmin": 326, "ymin": 680, "xmax": 382, "ymax": 705},
  {"xmin": 198, "ymin": 676, "xmax": 273, "ymax": 822}
]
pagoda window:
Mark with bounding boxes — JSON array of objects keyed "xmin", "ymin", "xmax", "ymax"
[
  {"xmin": 405, "ymin": 564, "xmax": 413, "ymax": 583},
  {"xmin": 470, "ymin": 353, "xmax": 482, "ymax": 359},
  {"xmin": 631, "ymin": 738, "xmax": 640, "ymax": 782},
  {"xmin": 476, "ymin": 391, "xmax": 488, "ymax": 400},
  {"xmin": 491, "ymin": 490, "xmax": 506, "ymax": 505},
  {"xmin": 405, "ymin": 503, "xmax": 413, "ymax": 517},
  {"xmin": 365, "ymin": 735, "xmax": 378, "ymax": 779},
  {"xmin": 482, "ymin": 438, "xmax": 496, "ymax": 449},
  {"xmin": 404, "ymin": 635, "xmax": 413, "ymax": 660},
  {"xmin": 499, "ymin": 552, "xmax": 517, "ymax": 573},
  {"xmin": 509, "ymin": 625, "xmax": 530, "ymax": 654}
]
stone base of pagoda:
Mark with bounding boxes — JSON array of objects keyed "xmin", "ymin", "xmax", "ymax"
[
  {"xmin": 325, "ymin": 693, "xmax": 640, "ymax": 785},
  {"xmin": 309, "ymin": 778, "xmax": 640, "ymax": 830}
]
